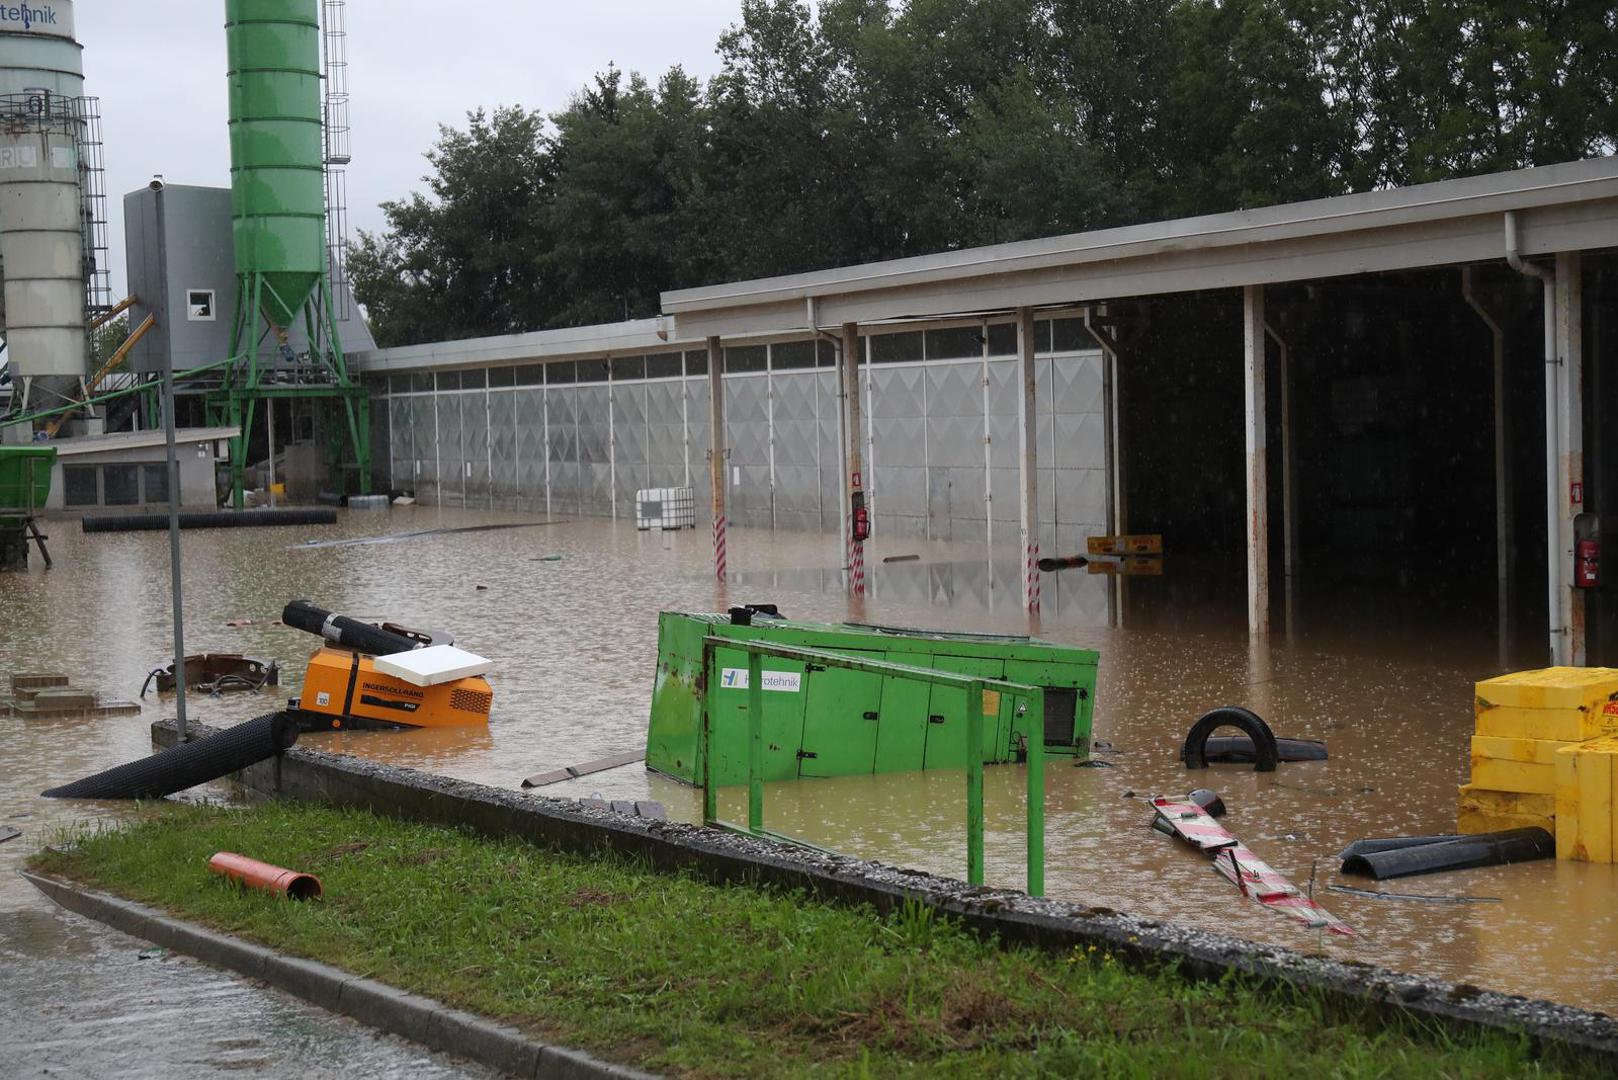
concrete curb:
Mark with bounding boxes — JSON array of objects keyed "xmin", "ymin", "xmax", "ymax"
[
  {"xmin": 21, "ymin": 870, "xmax": 657, "ymax": 1080},
  {"xmin": 151, "ymin": 720, "xmax": 1618, "ymax": 1069}
]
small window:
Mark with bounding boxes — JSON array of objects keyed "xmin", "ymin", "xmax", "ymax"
[
  {"xmin": 986, "ymin": 322, "xmax": 1017, "ymax": 357},
  {"xmin": 645, "ymin": 352, "xmax": 682, "ymax": 379},
  {"xmin": 63, "ymin": 465, "xmax": 98, "ymax": 507},
  {"xmin": 817, "ymin": 340, "xmax": 837, "ymax": 367},
  {"xmin": 411, "ymin": 372, "xmax": 432, "ymax": 394},
  {"xmin": 723, "ymin": 345, "xmax": 767, "ymax": 373},
  {"xmin": 924, "ymin": 326, "xmax": 982, "ymax": 361},
  {"xmin": 186, "ymin": 289, "xmax": 216, "ymax": 322},
  {"xmin": 771, "ymin": 341, "xmax": 817, "ymax": 370},
  {"xmin": 610, "ymin": 356, "xmax": 645, "ymax": 381},
  {"xmin": 869, "ymin": 331, "xmax": 922, "ymax": 364},
  {"xmin": 547, "ymin": 361, "xmax": 576, "ymax": 384},
  {"xmin": 143, "ymin": 464, "xmax": 170, "ymax": 504},
  {"xmin": 389, "ymin": 375, "xmax": 410, "ymax": 395},
  {"xmin": 460, "ymin": 368, "xmax": 487, "ymax": 389},
  {"xmin": 487, "ymin": 366, "xmax": 515, "ymax": 388},
  {"xmin": 684, "ymin": 351, "xmax": 708, "ymax": 377},
  {"xmin": 436, "ymin": 371, "xmax": 461, "ymax": 392},
  {"xmin": 1052, "ymin": 318, "xmax": 1096, "ymax": 353},
  {"xmin": 515, "ymin": 364, "xmax": 544, "ymax": 385},
  {"xmin": 576, "ymin": 359, "xmax": 610, "ymax": 384},
  {"xmin": 103, "ymin": 465, "xmax": 140, "ymax": 506}
]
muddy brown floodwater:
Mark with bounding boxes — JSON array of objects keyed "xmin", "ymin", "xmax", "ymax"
[{"xmin": 3, "ymin": 507, "xmax": 1615, "ymax": 1021}]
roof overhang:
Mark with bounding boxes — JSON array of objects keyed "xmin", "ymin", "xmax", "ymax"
[{"xmin": 663, "ymin": 156, "xmax": 1618, "ymax": 340}]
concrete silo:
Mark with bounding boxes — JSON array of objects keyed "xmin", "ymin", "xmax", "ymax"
[{"xmin": 0, "ymin": 0, "xmax": 107, "ymax": 432}]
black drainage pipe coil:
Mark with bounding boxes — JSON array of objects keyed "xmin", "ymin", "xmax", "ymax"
[
  {"xmin": 1202, "ymin": 735, "xmax": 1328, "ymax": 764},
  {"xmin": 1340, "ymin": 828, "xmax": 1554, "ymax": 880},
  {"xmin": 42, "ymin": 712, "xmax": 299, "ymax": 799},
  {"xmin": 1181, "ymin": 706, "xmax": 1281, "ymax": 772},
  {"xmin": 81, "ymin": 509, "xmax": 337, "ymax": 533}
]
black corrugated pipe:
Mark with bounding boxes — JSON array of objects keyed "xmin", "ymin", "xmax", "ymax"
[
  {"xmin": 42, "ymin": 712, "xmax": 298, "ymax": 799},
  {"xmin": 1340, "ymin": 828, "xmax": 1554, "ymax": 880},
  {"xmin": 81, "ymin": 509, "xmax": 337, "ymax": 533},
  {"xmin": 281, "ymin": 600, "xmax": 421, "ymax": 655}
]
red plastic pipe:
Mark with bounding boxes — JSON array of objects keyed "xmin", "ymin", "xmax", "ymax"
[{"xmin": 207, "ymin": 851, "xmax": 322, "ymax": 900}]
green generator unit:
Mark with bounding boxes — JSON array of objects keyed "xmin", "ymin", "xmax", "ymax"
[
  {"xmin": 0, "ymin": 445, "xmax": 57, "ymax": 571},
  {"xmin": 645, "ymin": 611, "xmax": 1098, "ymax": 787}
]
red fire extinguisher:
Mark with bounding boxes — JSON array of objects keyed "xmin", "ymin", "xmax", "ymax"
[
  {"xmin": 1575, "ymin": 512, "xmax": 1599, "ymax": 589},
  {"xmin": 851, "ymin": 490, "xmax": 871, "ymax": 543}
]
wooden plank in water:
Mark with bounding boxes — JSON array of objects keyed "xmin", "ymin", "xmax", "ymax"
[{"xmin": 521, "ymin": 749, "xmax": 645, "ymax": 788}]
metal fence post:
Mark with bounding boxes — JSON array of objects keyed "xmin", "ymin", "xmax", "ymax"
[
  {"xmin": 1026, "ymin": 687, "xmax": 1045, "ymax": 897},
  {"xmin": 747, "ymin": 650, "xmax": 764, "ymax": 834},
  {"xmin": 700, "ymin": 638, "xmax": 717, "ymax": 825},
  {"xmin": 966, "ymin": 679, "xmax": 984, "ymax": 885}
]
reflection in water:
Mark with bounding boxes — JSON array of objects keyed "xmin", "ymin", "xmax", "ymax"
[{"xmin": 2, "ymin": 508, "xmax": 1615, "ymax": 1014}]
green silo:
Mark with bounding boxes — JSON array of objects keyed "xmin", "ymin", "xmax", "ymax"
[{"xmin": 225, "ymin": 0, "xmax": 325, "ymax": 327}]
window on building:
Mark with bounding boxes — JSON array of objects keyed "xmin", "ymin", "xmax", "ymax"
[
  {"xmin": 103, "ymin": 465, "xmax": 140, "ymax": 506},
  {"xmin": 143, "ymin": 464, "xmax": 170, "ymax": 505},
  {"xmin": 723, "ymin": 345, "xmax": 767, "ymax": 373},
  {"xmin": 771, "ymin": 341, "xmax": 817, "ymax": 370},
  {"xmin": 63, "ymin": 466, "xmax": 98, "ymax": 507},
  {"xmin": 869, "ymin": 331, "xmax": 922, "ymax": 363}
]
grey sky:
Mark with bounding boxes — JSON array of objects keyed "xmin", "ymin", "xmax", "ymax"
[{"xmin": 78, "ymin": 1, "xmax": 746, "ymax": 299}]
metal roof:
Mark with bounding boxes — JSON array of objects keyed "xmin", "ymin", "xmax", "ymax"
[{"xmin": 663, "ymin": 156, "xmax": 1618, "ymax": 339}]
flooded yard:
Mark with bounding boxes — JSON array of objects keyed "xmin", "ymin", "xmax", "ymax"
[{"xmin": 3, "ymin": 506, "xmax": 1614, "ymax": 1016}]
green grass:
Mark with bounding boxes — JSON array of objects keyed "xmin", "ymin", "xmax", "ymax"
[{"xmin": 32, "ymin": 802, "xmax": 1579, "ymax": 1078}]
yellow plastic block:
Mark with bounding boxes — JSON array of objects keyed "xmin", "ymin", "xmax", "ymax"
[
  {"xmin": 1476, "ymin": 667, "xmax": 1618, "ymax": 711},
  {"xmin": 1470, "ymin": 735, "xmax": 1571, "ymax": 766},
  {"xmin": 1555, "ymin": 736, "xmax": 1618, "ymax": 862},
  {"xmin": 1457, "ymin": 805, "xmax": 1554, "ymax": 835},
  {"xmin": 1456, "ymin": 784, "xmax": 1554, "ymax": 817},
  {"xmin": 1468, "ymin": 756, "xmax": 1557, "ymax": 795},
  {"xmin": 1473, "ymin": 705, "xmax": 1618, "ymax": 742}
]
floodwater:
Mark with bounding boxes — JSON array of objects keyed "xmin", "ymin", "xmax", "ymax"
[{"xmin": 3, "ymin": 507, "xmax": 1616, "ymax": 1023}]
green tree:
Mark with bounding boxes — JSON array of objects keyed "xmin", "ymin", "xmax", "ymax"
[{"xmin": 348, "ymin": 106, "xmax": 554, "ymax": 346}]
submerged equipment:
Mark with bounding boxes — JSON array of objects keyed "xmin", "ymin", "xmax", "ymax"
[{"xmin": 281, "ymin": 600, "xmax": 493, "ymax": 731}]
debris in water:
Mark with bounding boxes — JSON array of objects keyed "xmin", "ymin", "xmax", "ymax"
[
  {"xmin": 2, "ymin": 673, "xmax": 140, "ymax": 719},
  {"xmin": 522, "ymin": 749, "xmax": 645, "ymax": 788},
  {"xmin": 1202, "ymin": 734, "xmax": 1327, "ymax": 764},
  {"xmin": 290, "ymin": 521, "xmax": 565, "ymax": 551},
  {"xmin": 138, "ymin": 947, "xmax": 166, "ymax": 960},
  {"xmin": 475, "ymin": 584, "xmax": 488, "ymax": 591},
  {"xmin": 1327, "ymin": 884, "xmax": 1503, "ymax": 904},
  {"xmin": 882, "ymin": 554, "xmax": 920, "ymax": 563},
  {"xmin": 1181, "ymin": 706, "xmax": 1280, "ymax": 772},
  {"xmin": 141, "ymin": 654, "xmax": 279, "ymax": 697},
  {"xmin": 1339, "ymin": 828, "xmax": 1553, "ymax": 880},
  {"xmin": 0, "ymin": 825, "xmax": 20, "ymax": 844},
  {"xmin": 532, "ymin": 554, "xmax": 564, "ymax": 562},
  {"xmin": 1151, "ymin": 794, "xmax": 1354, "ymax": 936}
]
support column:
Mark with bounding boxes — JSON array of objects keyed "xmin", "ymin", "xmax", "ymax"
[
  {"xmin": 1016, "ymin": 308, "xmax": 1039, "ymax": 615},
  {"xmin": 707, "ymin": 336, "xmax": 727, "ymax": 583},
  {"xmin": 841, "ymin": 322, "xmax": 866, "ymax": 597},
  {"xmin": 1462, "ymin": 268, "xmax": 1512, "ymax": 667},
  {"xmin": 1557, "ymin": 253, "xmax": 1585, "ymax": 664},
  {"xmin": 1243, "ymin": 285, "xmax": 1270, "ymax": 636},
  {"xmin": 1086, "ymin": 308, "xmax": 1122, "ymax": 627},
  {"xmin": 266, "ymin": 395, "xmax": 277, "ymax": 508},
  {"xmin": 1265, "ymin": 321, "xmax": 1295, "ymax": 637}
]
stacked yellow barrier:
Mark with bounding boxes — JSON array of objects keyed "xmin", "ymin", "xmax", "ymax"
[
  {"xmin": 1461, "ymin": 668, "xmax": 1618, "ymax": 839},
  {"xmin": 1555, "ymin": 736, "xmax": 1618, "ymax": 862}
]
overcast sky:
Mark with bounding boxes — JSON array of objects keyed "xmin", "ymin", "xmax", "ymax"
[{"xmin": 78, "ymin": 0, "xmax": 747, "ymax": 298}]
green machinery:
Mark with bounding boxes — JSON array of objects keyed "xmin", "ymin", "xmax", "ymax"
[
  {"xmin": 646, "ymin": 611, "xmax": 1098, "ymax": 788},
  {"xmin": 209, "ymin": 0, "xmax": 370, "ymax": 507},
  {"xmin": 0, "ymin": 445, "xmax": 57, "ymax": 569}
]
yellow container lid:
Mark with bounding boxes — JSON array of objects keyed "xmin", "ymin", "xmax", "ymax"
[{"xmin": 1476, "ymin": 667, "xmax": 1618, "ymax": 710}]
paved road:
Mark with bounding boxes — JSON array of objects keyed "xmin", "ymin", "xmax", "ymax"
[{"xmin": 1, "ymin": 887, "xmax": 491, "ymax": 1079}]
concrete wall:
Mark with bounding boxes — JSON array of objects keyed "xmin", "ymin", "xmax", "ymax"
[{"xmin": 48, "ymin": 433, "xmax": 221, "ymax": 510}]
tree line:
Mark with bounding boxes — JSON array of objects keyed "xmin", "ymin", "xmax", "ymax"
[{"xmin": 349, "ymin": 0, "xmax": 1617, "ymax": 347}]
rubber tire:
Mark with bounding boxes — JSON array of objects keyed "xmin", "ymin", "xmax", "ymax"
[{"xmin": 1181, "ymin": 706, "xmax": 1280, "ymax": 772}]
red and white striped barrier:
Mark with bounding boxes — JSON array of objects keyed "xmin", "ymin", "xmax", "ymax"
[{"xmin": 849, "ymin": 538, "xmax": 865, "ymax": 596}]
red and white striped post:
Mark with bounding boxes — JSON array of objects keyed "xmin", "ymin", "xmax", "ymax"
[
  {"xmin": 1017, "ymin": 307, "xmax": 1040, "ymax": 616},
  {"xmin": 706, "ymin": 335, "xmax": 727, "ymax": 584},
  {"xmin": 842, "ymin": 322, "xmax": 867, "ymax": 598}
]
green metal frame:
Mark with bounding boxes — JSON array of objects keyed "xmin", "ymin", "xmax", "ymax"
[
  {"xmin": 208, "ymin": 271, "xmax": 371, "ymax": 508},
  {"xmin": 699, "ymin": 635, "xmax": 1046, "ymax": 896}
]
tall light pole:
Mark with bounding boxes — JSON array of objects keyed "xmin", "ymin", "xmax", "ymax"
[{"xmin": 152, "ymin": 177, "xmax": 188, "ymax": 741}]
